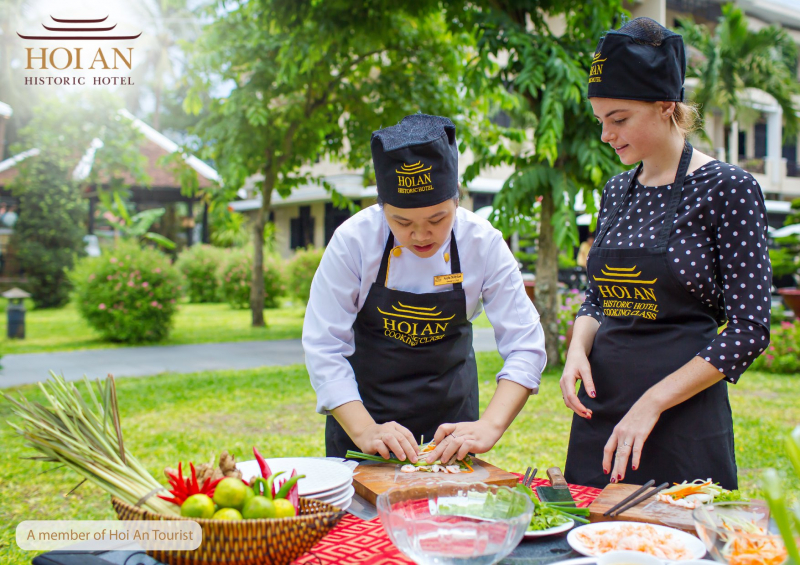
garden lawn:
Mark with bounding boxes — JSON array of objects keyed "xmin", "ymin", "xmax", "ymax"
[
  {"xmin": 2, "ymin": 352, "xmax": 798, "ymax": 564},
  {"xmin": 0, "ymin": 302, "xmax": 306, "ymax": 355}
]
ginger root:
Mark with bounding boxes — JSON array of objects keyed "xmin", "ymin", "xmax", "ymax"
[{"xmin": 165, "ymin": 450, "xmax": 242, "ymax": 486}]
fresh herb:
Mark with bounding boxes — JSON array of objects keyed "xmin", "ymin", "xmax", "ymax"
[
  {"xmin": 515, "ymin": 483, "xmax": 590, "ymax": 529},
  {"xmin": 714, "ymin": 489, "xmax": 744, "ymax": 503}
]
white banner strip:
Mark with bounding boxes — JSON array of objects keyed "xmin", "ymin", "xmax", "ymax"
[{"xmin": 16, "ymin": 520, "xmax": 202, "ymax": 551}]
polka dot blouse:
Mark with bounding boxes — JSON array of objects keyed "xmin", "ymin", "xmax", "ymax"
[{"xmin": 577, "ymin": 161, "xmax": 772, "ymax": 383}]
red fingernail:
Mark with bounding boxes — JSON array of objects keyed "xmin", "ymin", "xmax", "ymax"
[
  {"xmin": 590, "ymin": 391, "xmax": 596, "ymax": 398},
  {"xmin": 610, "ymin": 477, "xmax": 616, "ymax": 483},
  {"xmin": 617, "ymin": 474, "xmax": 622, "ymax": 480},
  {"xmin": 632, "ymin": 465, "xmax": 637, "ymax": 471},
  {"xmin": 603, "ymin": 468, "xmax": 608, "ymax": 474}
]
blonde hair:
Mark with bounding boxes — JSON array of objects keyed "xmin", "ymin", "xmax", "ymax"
[{"xmin": 670, "ymin": 101, "xmax": 700, "ymax": 138}]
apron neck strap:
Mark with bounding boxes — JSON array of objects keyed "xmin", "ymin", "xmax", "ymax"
[
  {"xmin": 594, "ymin": 141, "xmax": 693, "ymax": 250},
  {"xmin": 656, "ymin": 141, "xmax": 693, "ymax": 248},
  {"xmin": 376, "ymin": 229, "xmax": 462, "ymax": 289}
]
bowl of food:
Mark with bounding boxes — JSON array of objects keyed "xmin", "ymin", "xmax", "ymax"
[
  {"xmin": 692, "ymin": 501, "xmax": 788, "ymax": 565},
  {"xmin": 376, "ymin": 481, "xmax": 533, "ymax": 565}
]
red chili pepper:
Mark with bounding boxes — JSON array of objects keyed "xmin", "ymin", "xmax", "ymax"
[
  {"xmin": 253, "ymin": 446, "xmax": 272, "ymax": 478},
  {"xmin": 286, "ymin": 469, "xmax": 300, "ymax": 511},
  {"xmin": 160, "ymin": 462, "xmax": 223, "ymax": 506},
  {"xmin": 190, "ymin": 463, "xmax": 199, "ymax": 493}
]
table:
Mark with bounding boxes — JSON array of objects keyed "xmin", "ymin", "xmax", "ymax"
[
  {"xmin": 33, "ymin": 479, "xmax": 601, "ymax": 565},
  {"xmin": 296, "ymin": 477, "xmax": 601, "ymax": 564}
]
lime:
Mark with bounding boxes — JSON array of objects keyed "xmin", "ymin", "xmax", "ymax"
[
  {"xmin": 242, "ymin": 496, "xmax": 276, "ymax": 519},
  {"xmin": 273, "ymin": 498, "xmax": 296, "ymax": 518},
  {"xmin": 213, "ymin": 508, "xmax": 243, "ymax": 520},
  {"xmin": 181, "ymin": 494, "xmax": 215, "ymax": 519},
  {"xmin": 213, "ymin": 477, "xmax": 249, "ymax": 509},
  {"xmin": 240, "ymin": 484, "xmax": 255, "ymax": 509}
]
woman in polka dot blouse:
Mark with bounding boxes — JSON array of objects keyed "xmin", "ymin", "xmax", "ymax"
[{"xmin": 561, "ymin": 18, "xmax": 770, "ymax": 490}]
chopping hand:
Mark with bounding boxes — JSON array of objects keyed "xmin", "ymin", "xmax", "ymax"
[
  {"xmin": 425, "ymin": 380, "xmax": 530, "ymax": 464},
  {"xmin": 332, "ymin": 400, "xmax": 419, "ymax": 463}
]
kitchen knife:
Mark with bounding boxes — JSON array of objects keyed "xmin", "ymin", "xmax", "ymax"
[{"xmin": 535, "ymin": 467, "xmax": 576, "ymax": 505}]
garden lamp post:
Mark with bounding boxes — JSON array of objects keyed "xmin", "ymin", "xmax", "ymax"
[{"xmin": 3, "ymin": 287, "xmax": 31, "ymax": 339}]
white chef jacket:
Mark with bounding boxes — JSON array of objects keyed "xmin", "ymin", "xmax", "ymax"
[{"xmin": 304, "ymin": 204, "xmax": 547, "ymax": 415}]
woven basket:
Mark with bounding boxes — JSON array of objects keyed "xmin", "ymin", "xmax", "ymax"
[{"xmin": 112, "ymin": 496, "xmax": 345, "ymax": 565}]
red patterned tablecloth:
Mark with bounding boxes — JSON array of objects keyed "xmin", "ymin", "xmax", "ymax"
[{"xmin": 294, "ymin": 478, "xmax": 602, "ymax": 565}]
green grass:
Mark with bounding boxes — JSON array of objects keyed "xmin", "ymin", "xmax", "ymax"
[
  {"xmin": 1, "ymin": 353, "xmax": 798, "ymax": 564},
  {"xmin": 0, "ymin": 302, "xmax": 306, "ymax": 355}
]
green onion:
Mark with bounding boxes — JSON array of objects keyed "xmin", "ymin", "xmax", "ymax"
[
  {"xmin": 346, "ymin": 450, "xmax": 430, "ymax": 466},
  {"xmin": 4, "ymin": 372, "xmax": 179, "ymax": 516}
]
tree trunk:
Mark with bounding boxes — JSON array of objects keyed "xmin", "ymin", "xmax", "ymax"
[
  {"xmin": 534, "ymin": 191, "xmax": 561, "ymax": 367},
  {"xmin": 251, "ymin": 172, "xmax": 275, "ymax": 327}
]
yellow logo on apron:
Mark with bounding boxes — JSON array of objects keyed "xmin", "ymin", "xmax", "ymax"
[
  {"xmin": 593, "ymin": 265, "xmax": 659, "ymax": 320},
  {"xmin": 377, "ymin": 301, "xmax": 455, "ymax": 346}
]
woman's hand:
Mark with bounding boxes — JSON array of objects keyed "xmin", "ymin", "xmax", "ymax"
[
  {"xmin": 424, "ymin": 420, "xmax": 504, "ymax": 464},
  {"xmin": 603, "ymin": 399, "xmax": 662, "ymax": 482},
  {"xmin": 560, "ymin": 348, "xmax": 595, "ymax": 419},
  {"xmin": 353, "ymin": 421, "xmax": 420, "ymax": 463}
]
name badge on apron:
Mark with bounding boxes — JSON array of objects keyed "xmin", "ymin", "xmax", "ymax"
[{"xmin": 434, "ymin": 273, "xmax": 464, "ymax": 286}]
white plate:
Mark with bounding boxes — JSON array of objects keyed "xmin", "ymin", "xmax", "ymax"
[
  {"xmin": 327, "ymin": 497, "xmax": 352, "ymax": 511},
  {"xmin": 311, "ymin": 478, "xmax": 353, "ymax": 500},
  {"xmin": 566, "ymin": 521, "xmax": 706, "ymax": 560},
  {"xmin": 524, "ymin": 518, "xmax": 575, "ymax": 538},
  {"xmin": 314, "ymin": 485, "xmax": 355, "ymax": 505},
  {"xmin": 237, "ymin": 458, "xmax": 353, "ymax": 496}
]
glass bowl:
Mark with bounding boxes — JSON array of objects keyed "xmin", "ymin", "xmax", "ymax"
[
  {"xmin": 376, "ymin": 481, "xmax": 533, "ymax": 565},
  {"xmin": 692, "ymin": 501, "xmax": 788, "ymax": 564}
]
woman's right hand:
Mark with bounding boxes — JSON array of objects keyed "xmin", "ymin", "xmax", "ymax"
[
  {"xmin": 353, "ymin": 421, "xmax": 420, "ymax": 463},
  {"xmin": 560, "ymin": 348, "xmax": 595, "ymax": 419}
]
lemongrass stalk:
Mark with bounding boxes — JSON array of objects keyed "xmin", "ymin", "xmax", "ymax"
[{"xmin": 4, "ymin": 374, "xmax": 178, "ymax": 516}]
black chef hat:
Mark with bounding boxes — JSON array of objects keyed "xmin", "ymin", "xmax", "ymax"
[
  {"xmin": 588, "ymin": 17, "xmax": 686, "ymax": 102},
  {"xmin": 371, "ymin": 114, "xmax": 458, "ymax": 209}
]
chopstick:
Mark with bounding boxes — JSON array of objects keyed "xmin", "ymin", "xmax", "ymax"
[
  {"xmin": 522, "ymin": 467, "xmax": 532, "ymax": 486},
  {"xmin": 609, "ymin": 482, "xmax": 670, "ymax": 517},
  {"xmin": 603, "ymin": 479, "xmax": 655, "ymax": 517}
]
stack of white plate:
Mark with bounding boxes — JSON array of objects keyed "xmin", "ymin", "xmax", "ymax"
[{"xmin": 237, "ymin": 457, "xmax": 355, "ymax": 511}]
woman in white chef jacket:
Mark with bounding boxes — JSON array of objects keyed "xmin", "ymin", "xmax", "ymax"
[{"xmin": 303, "ymin": 114, "xmax": 547, "ymax": 465}]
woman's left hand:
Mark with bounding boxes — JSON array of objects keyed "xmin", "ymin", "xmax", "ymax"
[
  {"xmin": 424, "ymin": 420, "xmax": 503, "ymax": 464},
  {"xmin": 603, "ymin": 399, "xmax": 662, "ymax": 483}
]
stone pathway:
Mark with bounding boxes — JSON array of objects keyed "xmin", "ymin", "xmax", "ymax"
[{"xmin": 0, "ymin": 328, "xmax": 498, "ymax": 389}]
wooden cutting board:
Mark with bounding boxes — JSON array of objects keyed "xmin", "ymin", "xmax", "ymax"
[
  {"xmin": 353, "ymin": 457, "xmax": 519, "ymax": 505},
  {"xmin": 588, "ymin": 483, "xmax": 697, "ymax": 533}
]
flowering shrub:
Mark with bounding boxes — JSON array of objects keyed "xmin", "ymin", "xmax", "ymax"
[
  {"xmin": 750, "ymin": 321, "xmax": 800, "ymax": 374},
  {"xmin": 287, "ymin": 246, "xmax": 324, "ymax": 304},
  {"xmin": 175, "ymin": 245, "xmax": 225, "ymax": 303},
  {"xmin": 72, "ymin": 242, "xmax": 182, "ymax": 343},
  {"xmin": 218, "ymin": 247, "xmax": 285, "ymax": 309},
  {"xmin": 557, "ymin": 289, "xmax": 585, "ymax": 360}
]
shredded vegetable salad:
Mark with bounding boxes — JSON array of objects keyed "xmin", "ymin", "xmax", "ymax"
[
  {"xmin": 574, "ymin": 523, "xmax": 693, "ymax": 560},
  {"xmin": 657, "ymin": 478, "xmax": 743, "ymax": 509},
  {"xmin": 711, "ymin": 512, "xmax": 788, "ymax": 565}
]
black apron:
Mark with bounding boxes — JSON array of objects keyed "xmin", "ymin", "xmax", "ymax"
[
  {"xmin": 326, "ymin": 231, "xmax": 479, "ymax": 458},
  {"xmin": 565, "ymin": 143, "xmax": 738, "ymax": 490}
]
